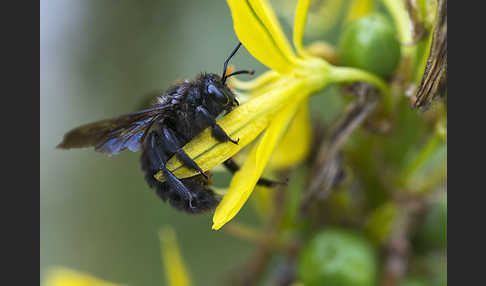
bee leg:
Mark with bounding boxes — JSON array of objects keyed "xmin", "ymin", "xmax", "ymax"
[
  {"xmin": 223, "ymin": 158, "xmax": 288, "ymax": 188},
  {"xmin": 148, "ymin": 132, "xmax": 194, "ymax": 208},
  {"xmin": 160, "ymin": 125, "xmax": 209, "ymax": 180},
  {"xmin": 196, "ymin": 106, "xmax": 239, "ymax": 144},
  {"xmin": 160, "ymin": 168, "xmax": 194, "ymax": 209}
]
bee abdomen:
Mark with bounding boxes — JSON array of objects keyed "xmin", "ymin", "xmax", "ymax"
[
  {"xmin": 159, "ymin": 177, "xmax": 219, "ymax": 213},
  {"xmin": 140, "ymin": 145, "xmax": 219, "ymax": 213}
]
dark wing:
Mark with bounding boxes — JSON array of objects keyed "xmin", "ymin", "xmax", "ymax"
[{"xmin": 57, "ymin": 105, "xmax": 170, "ymax": 156}]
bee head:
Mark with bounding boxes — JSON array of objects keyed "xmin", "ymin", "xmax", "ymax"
[
  {"xmin": 205, "ymin": 74, "xmax": 238, "ymax": 107},
  {"xmin": 208, "ymin": 42, "xmax": 253, "ymax": 108}
]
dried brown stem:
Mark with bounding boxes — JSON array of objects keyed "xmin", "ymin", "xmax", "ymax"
[
  {"xmin": 227, "ymin": 178, "xmax": 293, "ymax": 286},
  {"xmin": 228, "ymin": 244, "xmax": 272, "ymax": 286},
  {"xmin": 381, "ymin": 193, "xmax": 429, "ymax": 286},
  {"xmin": 413, "ymin": 0, "xmax": 447, "ymax": 110},
  {"xmin": 300, "ymin": 84, "xmax": 379, "ymax": 214},
  {"xmin": 405, "ymin": 0, "xmax": 427, "ymax": 42}
]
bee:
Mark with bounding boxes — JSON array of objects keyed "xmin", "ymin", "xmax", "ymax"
[{"xmin": 58, "ymin": 43, "xmax": 281, "ymax": 213}]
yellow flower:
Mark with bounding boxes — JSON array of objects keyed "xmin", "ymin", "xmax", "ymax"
[
  {"xmin": 43, "ymin": 267, "xmax": 124, "ymax": 286},
  {"xmin": 159, "ymin": 227, "xmax": 192, "ymax": 286},
  {"xmin": 156, "ymin": 0, "xmax": 389, "ymax": 230}
]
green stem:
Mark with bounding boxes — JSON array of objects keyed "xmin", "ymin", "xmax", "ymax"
[
  {"xmin": 381, "ymin": 0, "xmax": 413, "ymax": 45},
  {"xmin": 328, "ymin": 66, "xmax": 392, "ymax": 113},
  {"xmin": 382, "ymin": 0, "xmax": 417, "ymax": 79},
  {"xmin": 400, "ymin": 130, "xmax": 444, "ymax": 188},
  {"xmin": 223, "ymin": 222, "xmax": 290, "ymax": 251},
  {"xmin": 400, "ymin": 112, "xmax": 447, "ymax": 191}
]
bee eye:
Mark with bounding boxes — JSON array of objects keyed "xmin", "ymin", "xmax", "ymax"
[{"xmin": 207, "ymin": 84, "xmax": 229, "ymax": 105}]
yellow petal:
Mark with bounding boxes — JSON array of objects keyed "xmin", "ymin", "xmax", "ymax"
[
  {"xmin": 248, "ymin": 0, "xmax": 297, "ymax": 59},
  {"xmin": 251, "ymin": 184, "xmax": 274, "ymax": 219},
  {"xmin": 250, "ymin": 170, "xmax": 280, "ymax": 219},
  {"xmin": 212, "ymin": 103, "xmax": 300, "ymax": 230},
  {"xmin": 269, "ymin": 101, "xmax": 312, "ymax": 169},
  {"xmin": 293, "ymin": 0, "xmax": 311, "ymax": 57},
  {"xmin": 229, "ymin": 70, "xmax": 279, "ymax": 91},
  {"xmin": 43, "ymin": 267, "xmax": 123, "ymax": 286},
  {"xmin": 159, "ymin": 227, "xmax": 192, "ymax": 286},
  {"xmin": 157, "ymin": 79, "xmax": 307, "ymax": 181},
  {"xmin": 227, "ymin": 0, "xmax": 297, "ymax": 73},
  {"xmin": 245, "ymin": 75, "xmax": 294, "ymax": 99}
]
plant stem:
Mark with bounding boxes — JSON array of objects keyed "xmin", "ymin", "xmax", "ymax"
[
  {"xmin": 329, "ymin": 66, "xmax": 392, "ymax": 113},
  {"xmin": 400, "ymin": 131, "xmax": 443, "ymax": 188},
  {"xmin": 381, "ymin": 0, "xmax": 413, "ymax": 45}
]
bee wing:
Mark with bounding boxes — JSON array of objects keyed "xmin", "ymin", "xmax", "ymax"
[{"xmin": 57, "ymin": 105, "xmax": 170, "ymax": 156}]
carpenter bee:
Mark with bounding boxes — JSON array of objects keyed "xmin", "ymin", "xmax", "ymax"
[{"xmin": 58, "ymin": 43, "xmax": 281, "ymax": 213}]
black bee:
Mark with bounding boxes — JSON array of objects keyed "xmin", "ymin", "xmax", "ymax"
[{"xmin": 58, "ymin": 43, "xmax": 281, "ymax": 213}]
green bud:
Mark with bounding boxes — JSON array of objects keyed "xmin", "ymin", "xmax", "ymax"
[
  {"xmin": 339, "ymin": 13, "xmax": 401, "ymax": 78},
  {"xmin": 298, "ymin": 228, "xmax": 378, "ymax": 286}
]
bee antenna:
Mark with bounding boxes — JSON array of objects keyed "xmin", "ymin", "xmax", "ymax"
[
  {"xmin": 225, "ymin": 70, "xmax": 255, "ymax": 79},
  {"xmin": 222, "ymin": 42, "xmax": 242, "ymax": 84}
]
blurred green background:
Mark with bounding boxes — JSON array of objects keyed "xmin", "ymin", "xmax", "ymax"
[{"xmin": 40, "ymin": 1, "xmax": 267, "ymax": 285}]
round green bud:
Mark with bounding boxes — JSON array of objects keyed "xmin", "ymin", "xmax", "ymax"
[
  {"xmin": 298, "ymin": 228, "xmax": 378, "ymax": 286},
  {"xmin": 339, "ymin": 13, "xmax": 401, "ymax": 78}
]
